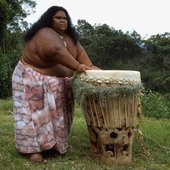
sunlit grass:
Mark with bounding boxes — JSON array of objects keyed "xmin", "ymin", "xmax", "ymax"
[{"xmin": 0, "ymin": 99, "xmax": 170, "ymax": 170}]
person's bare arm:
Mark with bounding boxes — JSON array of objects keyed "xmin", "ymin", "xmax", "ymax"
[
  {"xmin": 35, "ymin": 28, "xmax": 92, "ymax": 72},
  {"xmin": 76, "ymin": 42, "xmax": 101, "ymax": 70},
  {"xmin": 76, "ymin": 42, "xmax": 93, "ymax": 66}
]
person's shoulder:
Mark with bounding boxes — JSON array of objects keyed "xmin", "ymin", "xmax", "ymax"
[
  {"xmin": 38, "ymin": 27, "xmax": 56, "ymax": 35},
  {"xmin": 35, "ymin": 27, "xmax": 59, "ymax": 41},
  {"xmin": 64, "ymin": 33, "xmax": 79, "ymax": 46}
]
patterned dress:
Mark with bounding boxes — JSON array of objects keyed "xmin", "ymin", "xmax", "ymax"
[{"xmin": 12, "ymin": 61, "xmax": 74, "ymax": 154}]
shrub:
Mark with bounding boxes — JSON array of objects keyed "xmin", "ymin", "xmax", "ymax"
[
  {"xmin": 0, "ymin": 54, "xmax": 13, "ymax": 98},
  {"xmin": 0, "ymin": 47, "xmax": 20, "ymax": 98},
  {"xmin": 142, "ymin": 90, "xmax": 170, "ymax": 119}
]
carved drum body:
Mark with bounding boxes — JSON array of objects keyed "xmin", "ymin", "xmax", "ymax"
[{"xmin": 72, "ymin": 70, "xmax": 143, "ymax": 165}]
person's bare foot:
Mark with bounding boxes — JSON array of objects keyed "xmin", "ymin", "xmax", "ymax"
[{"xmin": 28, "ymin": 153, "xmax": 43, "ymax": 163}]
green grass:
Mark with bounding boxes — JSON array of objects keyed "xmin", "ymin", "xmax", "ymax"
[{"xmin": 0, "ymin": 99, "xmax": 170, "ymax": 170}]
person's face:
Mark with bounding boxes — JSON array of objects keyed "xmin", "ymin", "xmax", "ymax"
[{"xmin": 52, "ymin": 10, "xmax": 68, "ymax": 35}]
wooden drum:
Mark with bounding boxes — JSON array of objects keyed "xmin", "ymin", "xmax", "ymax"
[{"xmin": 72, "ymin": 70, "xmax": 143, "ymax": 165}]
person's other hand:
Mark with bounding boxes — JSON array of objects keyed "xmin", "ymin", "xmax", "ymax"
[
  {"xmin": 91, "ymin": 65, "xmax": 101, "ymax": 70},
  {"xmin": 76, "ymin": 64, "xmax": 92, "ymax": 72}
]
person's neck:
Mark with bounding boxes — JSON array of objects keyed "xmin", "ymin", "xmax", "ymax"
[{"xmin": 57, "ymin": 31, "xmax": 65, "ymax": 37}]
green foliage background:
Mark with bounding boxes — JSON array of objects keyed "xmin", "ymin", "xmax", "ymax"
[{"xmin": 0, "ymin": 1, "xmax": 170, "ymax": 101}]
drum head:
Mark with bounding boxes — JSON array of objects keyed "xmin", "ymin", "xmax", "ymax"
[{"xmin": 78, "ymin": 70, "xmax": 141, "ymax": 83}]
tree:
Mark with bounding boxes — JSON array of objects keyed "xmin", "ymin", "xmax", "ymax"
[
  {"xmin": 142, "ymin": 33, "xmax": 170, "ymax": 93},
  {"xmin": 76, "ymin": 20, "xmax": 142, "ymax": 69},
  {"xmin": 0, "ymin": 0, "xmax": 36, "ymax": 53},
  {"xmin": 0, "ymin": 0, "xmax": 36, "ymax": 98}
]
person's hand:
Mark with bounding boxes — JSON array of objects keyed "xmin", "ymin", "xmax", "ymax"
[
  {"xmin": 76, "ymin": 64, "xmax": 92, "ymax": 72},
  {"xmin": 91, "ymin": 65, "xmax": 101, "ymax": 70}
]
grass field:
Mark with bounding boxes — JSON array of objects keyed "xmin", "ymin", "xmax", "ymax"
[{"xmin": 0, "ymin": 99, "xmax": 170, "ymax": 170}]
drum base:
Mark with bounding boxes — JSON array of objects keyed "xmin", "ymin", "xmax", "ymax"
[
  {"xmin": 81, "ymin": 94, "xmax": 140, "ymax": 165},
  {"xmin": 91, "ymin": 153, "xmax": 132, "ymax": 165},
  {"xmin": 86, "ymin": 125, "xmax": 134, "ymax": 165}
]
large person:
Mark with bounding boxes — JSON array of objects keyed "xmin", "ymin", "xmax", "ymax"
[{"xmin": 12, "ymin": 6, "xmax": 99, "ymax": 163}]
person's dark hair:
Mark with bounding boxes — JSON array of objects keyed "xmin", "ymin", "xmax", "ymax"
[{"xmin": 24, "ymin": 6, "xmax": 79, "ymax": 44}]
